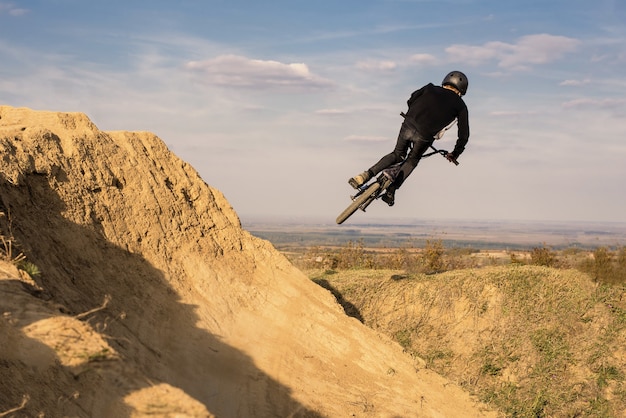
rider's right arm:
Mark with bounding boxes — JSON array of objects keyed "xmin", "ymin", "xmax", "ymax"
[{"xmin": 451, "ymin": 105, "xmax": 469, "ymax": 159}]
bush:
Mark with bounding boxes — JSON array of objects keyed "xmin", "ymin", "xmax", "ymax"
[
  {"xmin": 530, "ymin": 244, "xmax": 558, "ymax": 267},
  {"xmin": 294, "ymin": 239, "xmax": 626, "ymax": 286},
  {"xmin": 578, "ymin": 246, "xmax": 626, "ymax": 285},
  {"xmin": 422, "ymin": 239, "xmax": 445, "ymax": 274}
]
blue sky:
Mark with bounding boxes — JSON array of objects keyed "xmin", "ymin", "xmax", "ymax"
[{"xmin": 1, "ymin": 1, "xmax": 625, "ymax": 224}]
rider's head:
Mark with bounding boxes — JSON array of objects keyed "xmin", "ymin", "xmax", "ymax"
[{"xmin": 442, "ymin": 71, "xmax": 468, "ymax": 96}]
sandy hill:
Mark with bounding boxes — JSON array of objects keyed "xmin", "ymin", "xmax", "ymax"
[{"xmin": 0, "ymin": 106, "xmax": 496, "ymax": 417}]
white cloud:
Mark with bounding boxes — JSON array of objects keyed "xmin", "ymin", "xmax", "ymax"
[
  {"xmin": 560, "ymin": 79, "xmax": 592, "ymax": 86},
  {"xmin": 0, "ymin": 2, "xmax": 28, "ymax": 16},
  {"xmin": 489, "ymin": 110, "xmax": 539, "ymax": 117},
  {"xmin": 446, "ymin": 34, "xmax": 580, "ymax": 70},
  {"xmin": 355, "ymin": 60, "xmax": 397, "ymax": 71},
  {"xmin": 344, "ymin": 135, "xmax": 388, "ymax": 142},
  {"xmin": 315, "ymin": 108, "xmax": 349, "ymax": 116},
  {"xmin": 562, "ymin": 97, "xmax": 626, "ymax": 109},
  {"xmin": 445, "ymin": 43, "xmax": 502, "ymax": 66},
  {"xmin": 409, "ymin": 53, "xmax": 438, "ymax": 66},
  {"xmin": 184, "ymin": 54, "xmax": 334, "ymax": 90}
]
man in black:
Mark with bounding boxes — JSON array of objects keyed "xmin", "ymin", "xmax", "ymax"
[{"xmin": 348, "ymin": 71, "xmax": 470, "ymax": 206}]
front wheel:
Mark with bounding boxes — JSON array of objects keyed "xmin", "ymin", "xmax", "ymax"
[{"xmin": 336, "ymin": 182, "xmax": 381, "ymax": 224}]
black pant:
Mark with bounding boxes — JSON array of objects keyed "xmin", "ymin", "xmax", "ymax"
[{"xmin": 368, "ymin": 123, "xmax": 434, "ymax": 191}]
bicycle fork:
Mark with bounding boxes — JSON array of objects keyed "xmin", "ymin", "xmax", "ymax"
[{"xmin": 351, "ymin": 173, "xmax": 393, "ymax": 212}]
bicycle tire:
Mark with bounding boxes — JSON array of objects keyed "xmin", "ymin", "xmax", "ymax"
[{"xmin": 336, "ymin": 182, "xmax": 381, "ymax": 224}]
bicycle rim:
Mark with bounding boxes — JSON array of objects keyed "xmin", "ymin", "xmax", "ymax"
[{"xmin": 336, "ymin": 182, "xmax": 381, "ymax": 224}]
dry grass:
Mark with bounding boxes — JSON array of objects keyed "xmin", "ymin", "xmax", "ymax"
[
  {"xmin": 306, "ymin": 265, "xmax": 626, "ymax": 417},
  {"xmin": 0, "ymin": 211, "xmax": 41, "ymax": 278},
  {"xmin": 290, "ymin": 240, "xmax": 626, "ymax": 285}
]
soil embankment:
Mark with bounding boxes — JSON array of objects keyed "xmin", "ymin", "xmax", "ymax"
[{"xmin": 0, "ymin": 106, "xmax": 496, "ymax": 417}]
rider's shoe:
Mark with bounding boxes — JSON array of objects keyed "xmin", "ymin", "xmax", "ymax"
[
  {"xmin": 348, "ymin": 171, "xmax": 371, "ymax": 189},
  {"xmin": 381, "ymin": 190, "xmax": 395, "ymax": 207}
]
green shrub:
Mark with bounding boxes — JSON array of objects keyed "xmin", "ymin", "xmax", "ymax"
[{"xmin": 18, "ymin": 261, "xmax": 41, "ymax": 277}]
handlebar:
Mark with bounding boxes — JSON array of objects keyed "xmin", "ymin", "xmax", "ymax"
[{"xmin": 430, "ymin": 146, "xmax": 459, "ymax": 166}]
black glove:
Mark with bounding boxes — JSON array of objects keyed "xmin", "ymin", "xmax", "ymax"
[{"xmin": 445, "ymin": 153, "xmax": 459, "ymax": 165}]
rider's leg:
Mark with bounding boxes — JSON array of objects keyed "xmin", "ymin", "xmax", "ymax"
[
  {"xmin": 349, "ymin": 124, "xmax": 413, "ymax": 189},
  {"xmin": 390, "ymin": 137, "xmax": 433, "ymax": 189},
  {"xmin": 382, "ymin": 137, "xmax": 433, "ymax": 206},
  {"xmin": 366, "ymin": 124, "xmax": 414, "ymax": 176}
]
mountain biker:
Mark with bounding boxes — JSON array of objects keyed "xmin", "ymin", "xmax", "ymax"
[{"xmin": 348, "ymin": 71, "xmax": 470, "ymax": 206}]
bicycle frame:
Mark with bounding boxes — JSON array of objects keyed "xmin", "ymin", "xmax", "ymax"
[
  {"xmin": 351, "ymin": 143, "xmax": 455, "ymax": 207},
  {"xmin": 336, "ymin": 135, "xmax": 458, "ymax": 224}
]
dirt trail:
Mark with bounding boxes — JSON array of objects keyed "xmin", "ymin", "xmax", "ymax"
[{"xmin": 0, "ymin": 106, "xmax": 497, "ymax": 417}]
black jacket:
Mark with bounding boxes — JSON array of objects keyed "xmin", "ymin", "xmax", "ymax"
[{"xmin": 404, "ymin": 83, "xmax": 469, "ymax": 159}]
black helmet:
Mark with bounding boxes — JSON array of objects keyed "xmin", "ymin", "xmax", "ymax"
[{"xmin": 442, "ymin": 71, "xmax": 468, "ymax": 96}]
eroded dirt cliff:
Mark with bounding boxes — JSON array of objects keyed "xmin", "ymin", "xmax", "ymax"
[{"xmin": 0, "ymin": 106, "xmax": 497, "ymax": 417}]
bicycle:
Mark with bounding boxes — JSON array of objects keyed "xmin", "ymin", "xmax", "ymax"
[{"xmin": 336, "ymin": 115, "xmax": 459, "ymax": 225}]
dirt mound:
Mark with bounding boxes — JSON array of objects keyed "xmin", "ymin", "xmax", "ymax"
[
  {"xmin": 311, "ymin": 266, "xmax": 626, "ymax": 417},
  {"xmin": 0, "ymin": 106, "xmax": 497, "ymax": 417}
]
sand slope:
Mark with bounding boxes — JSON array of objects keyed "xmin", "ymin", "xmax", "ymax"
[{"xmin": 0, "ymin": 106, "xmax": 497, "ymax": 417}]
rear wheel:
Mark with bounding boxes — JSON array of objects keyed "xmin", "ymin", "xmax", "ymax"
[{"xmin": 336, "ymin": 182, "xmax": 381, "ymax": 224}]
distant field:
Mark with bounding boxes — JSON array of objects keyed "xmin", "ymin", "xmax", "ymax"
[{"xmin": 244, "ymin": 218, "xmax": 626, "ymax": 250}]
